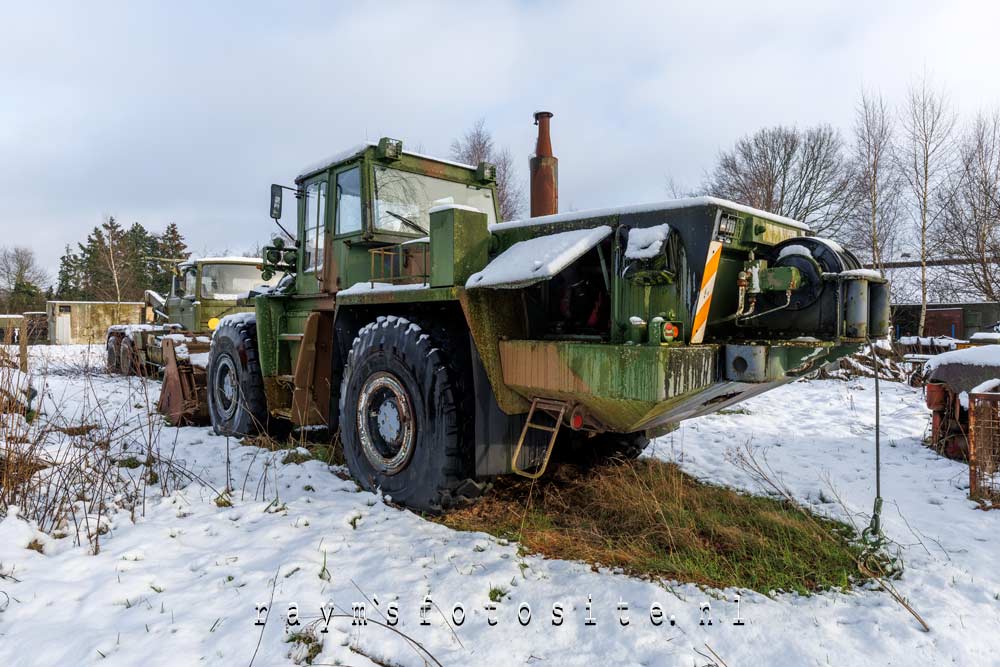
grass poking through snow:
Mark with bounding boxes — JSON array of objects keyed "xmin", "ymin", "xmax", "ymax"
[{"xmin": 440, "ymin": 458, "xmax": 864, "ymax": 595}]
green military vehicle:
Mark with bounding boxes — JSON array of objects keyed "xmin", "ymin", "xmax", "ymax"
[
  {"xmin": 202, "ymin": 113, "xmax": 889, "ymax": 511},
  {"xmin": 106, "ymin": 256, "xmax": 277, "ymax": 422}
]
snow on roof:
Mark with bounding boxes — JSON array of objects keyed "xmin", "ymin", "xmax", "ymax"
[
  {"xmin": 925, "ymin": 344, "xmax": 1000, "ymax": 372},
  {"xmin": 297, "ymin": 142, "xmax": 476, "ymax": 180},
  {"xmin": 971, "ymin": 332, "xmax": 1000, "ymax": 342},
  {"xmin": 466, "ymin": 226, "xmax": 612, "ymax": 289},
  {"xmin": 971, "ymin": 378, "xmax": 1000, "ymax": 394},
  {"xmin": 490, "ymin": 196, "xmax": 810, "ymax": 233}
]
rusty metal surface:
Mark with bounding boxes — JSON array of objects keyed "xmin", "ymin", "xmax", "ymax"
[
  {"xmin": 498, "ymin": 339, "xmax": 718, "ymax": 432},
  {"xmin": 969, "ymin": 392, "xmax": 1000, "ymax": 504},
  {"xmin": 157, "ymin": 337, "xmax": 208, "ymax": 425},
  {"xmin": 529, "ymin": 111, "xmax": 558, "ymax": 217},
  {"xmin": 458, "ymin": 289, "xmax": 531, "ymax": 415}
]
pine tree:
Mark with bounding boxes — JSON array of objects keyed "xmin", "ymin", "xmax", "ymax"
[
  {"xmin": 122, "ymin": 222, "xmax": 155, "ymax": 300},
  {"xmin": 153, "ymin": 223, "xmax": 188, "ymax": 295},
  {"xmin": 56, "ymin": 245, "xmax": 85, "ymax": 300}
]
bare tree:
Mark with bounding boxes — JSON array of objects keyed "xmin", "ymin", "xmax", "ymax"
[
  {"xmin": 704, "ymin": 124, "xmax": 857, "ymax": 236},
  {"xmin": 935, "ymin": 111, "xmax": 1000, "ymax": 301},
  {"xmin": 451, "ymin": 119, "xmax": 526, "ymax": 221},
  {"xmin": 845, "ymin": 90, "xmax": 904, "ymax": 271},
  {"xmin": 0, "ymin": 247, "xmax": 49, "ymax": 293},
  {"xmin": 898, "ymin": 73, "xmax": 956, "ymax": 334},
  {"xmin": 0, "ymin": 247, "xmax": 49, "ymax": 313}
]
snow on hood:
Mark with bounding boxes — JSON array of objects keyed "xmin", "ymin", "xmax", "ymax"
[{"xmin": 466, "ymin": 226, "xmax": 613, "ymax": 289}]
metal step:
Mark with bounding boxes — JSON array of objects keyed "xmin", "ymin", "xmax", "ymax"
[{"xmin": 511, "ymin": 398, "xmax": 569, "ymax": 479}]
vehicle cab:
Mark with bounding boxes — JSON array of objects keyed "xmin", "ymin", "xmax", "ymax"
[
  {"xmin": 263, "ymin": 137, "xmax": 500, "ymax": 298},
  {"xmin": 167, "ymin": 257, "xmax": 278, "ymax": 331}
]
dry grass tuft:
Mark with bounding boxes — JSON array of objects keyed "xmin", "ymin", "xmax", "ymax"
[{"xmin": 440, "ymin": 458, "xmax": 863, "ymax": 594}]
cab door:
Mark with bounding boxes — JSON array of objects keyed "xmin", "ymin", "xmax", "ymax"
[
  {"xmin": 327, "ymin": 163, "xmax": 365, "ymax": 292},
  {"xmin": 168, "ymin": 267, "xmax": 197, "ymax": 330},
  {"xmin": 297, "ymin": 174, "xmax": 329, "ymax": 295}
]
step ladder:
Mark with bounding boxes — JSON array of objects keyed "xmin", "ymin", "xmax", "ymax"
[{"xmin": 511, "ymin": 398, "xmax": 570, "ymax": 479}]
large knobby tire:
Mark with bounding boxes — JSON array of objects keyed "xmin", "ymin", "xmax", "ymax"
[
  {"xmin": 339, "ymin": 316, "xmax": 482, "ymax": 513},
  {"xmin": 106, "ymin": 336, "xmax": 121, "ymax": 374},
  {"xmin": 207, "ymin": 318, "xmax": 270, "ymax": 438},
  {"xmin": 119, "ymin": 336, "xmax": 142, "ymax": 376}
]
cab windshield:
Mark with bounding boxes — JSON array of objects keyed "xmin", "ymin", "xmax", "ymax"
[
  {"xmin": 200, "ymin": 263, "xmax": 276, "ymax": 300},
  {"xmin": 373, "ymin": 165, "xmax": 497, "ymax": 234}
]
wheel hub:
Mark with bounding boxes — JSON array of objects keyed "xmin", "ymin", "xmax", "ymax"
[
  {"xmin": 357, "ymin": 371, "xmax": 414, "ymax": 475},
  {"xmin": 214, "ymin": 355, "xmax": 239, "ymax": 418}
]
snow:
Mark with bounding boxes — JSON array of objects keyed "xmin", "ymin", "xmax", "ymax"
[
  {"xmin": 971, "ymin": 332, "xmax": 1000, "ymax": 343},
  {"xmin": 898, "ymin": 335, "xmax": 963, "ymax": 349},
  {"xmin": 924, "ymin": 344, "xmax": 1000, "ymax": 372},
  {"xmin": 777, "ymin": 244, "xmax": 812, "ymax": 260},
  {"xmin": 812, "ymin": 237, "xmax": 845, "ymax": 254},
  {"xmin": 466, "ymin": 226, "xmax": 612, "ymax": 289},
  {"xmin": 337, "ymin": 281, "xmax": 430, "ymax": 296},
  {"xmin": 840, "ymin": 268, "xmax": 885, "ymax": 280},
  {"xmin": 624, "ymin": 223, "xmax": 671, "ymax": 259},
  {"xmin": 298, "ymin": 142, "xmax": 476, "ymax": 179},
  {"xmin": 491, "ymin": 196, "xmax": 811, "ymax": 233},
  {"xmin": 428, "ymin": 203, "xmax": 482, "ymax": 215},
  {"xmin": 216, "ymin": 312, "xmax": 257, "ymax": 330},
  {"xmin": 179, "ymin": 256, "xmax": 262, "ymax": 268},
  {"xmin": 188, "ymin": 352, "xmax": 210, "ymax": 369},
  {"xmin": 970, "ymin": 378, "xmax": 1000, "ymax": 395},
  {"xmin": 2, "ymin": 345, "xmax": 1000, "ymax": 664}
]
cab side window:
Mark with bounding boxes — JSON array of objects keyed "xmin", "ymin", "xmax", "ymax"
[
  {"xmin": 336, "ymin": 167, "xmax": 362, "ymax": 235},
  {"xmin": 303, "ymin": 180, "xmax": 328, "ymax": 273},
  {"xmin": 183, "ymin": 269, "xmax": 197, "ymax": 296}
]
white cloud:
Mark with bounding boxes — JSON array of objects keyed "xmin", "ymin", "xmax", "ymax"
[{"xmin": 1, "ymin": 0, "xmax": 998, "ymax": 276}]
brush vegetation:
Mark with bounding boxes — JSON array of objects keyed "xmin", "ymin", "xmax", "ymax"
[{"xmin": 440, "ymin": 459, "xmax": 864, "ymax": 595}]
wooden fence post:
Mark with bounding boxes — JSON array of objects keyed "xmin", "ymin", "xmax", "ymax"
[{"xmin": 19, "ymin": 316, "xmax": 28, "ymax": 373}]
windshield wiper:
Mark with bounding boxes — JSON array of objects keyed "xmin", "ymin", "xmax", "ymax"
[{"xmin": 385, "ymin": 210, "xmax": 426, "ymax": 235}]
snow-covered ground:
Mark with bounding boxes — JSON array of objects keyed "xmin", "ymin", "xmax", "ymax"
[{"xmin": 0, "ymin": 345, "xmax": 995, "ymax": 666}]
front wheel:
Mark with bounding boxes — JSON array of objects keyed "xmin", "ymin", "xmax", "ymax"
[
  {"xmin": 339, "ymin": 316, "xmax": 483, "ymax": 512},
  {"xmin": 207, "ymin": 318, "xmax": 271, "ymax": 438}
]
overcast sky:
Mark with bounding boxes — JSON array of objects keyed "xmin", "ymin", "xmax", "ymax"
[{"xmin": 3, "ymin": 0, "xmax": 1000, "ymax": 280}]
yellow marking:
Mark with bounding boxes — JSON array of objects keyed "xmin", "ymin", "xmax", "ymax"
[{"xmin": 691, "ymin": 241, "xmax": 723, "ymax": 344}]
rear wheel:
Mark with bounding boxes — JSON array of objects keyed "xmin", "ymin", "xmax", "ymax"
[
  {"xmin": 106, "ymin": 337, "xmax": 121, "ymax": 374},
  {"xmin": 119, "ymin": 337, "xmax": 141, "ymax": 376},
  {"xmin": 207, "ymin": 318, "xmax": 273, "ymax": 438},
  {"xmin": 339, "ymin": 316, "xmax": 484, "ymax": 512}
]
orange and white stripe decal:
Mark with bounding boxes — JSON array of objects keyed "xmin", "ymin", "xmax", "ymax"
[{"xmin": 691, "ymin": 241, "xmax": 723, "ymax": 344}]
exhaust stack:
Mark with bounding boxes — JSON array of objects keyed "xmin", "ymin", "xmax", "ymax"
[{"xmin": 529, "ymin": 111, "xmax": 558, "ymax": 217}]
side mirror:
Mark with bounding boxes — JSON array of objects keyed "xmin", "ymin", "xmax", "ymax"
[{"xmin": 270, "ymin": 184, "xmax": 283, "ymax": 220}]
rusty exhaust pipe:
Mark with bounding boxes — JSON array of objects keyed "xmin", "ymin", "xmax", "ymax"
[{"xmin": 530, "ymin": 111, "xmax": 558, "ymax": 217}]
